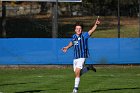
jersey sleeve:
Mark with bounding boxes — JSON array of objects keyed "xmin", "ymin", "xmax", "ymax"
[
  {"xmin": 83, "ymin": 32, "xmax": 90, "ymax": 38},
  {"xmin": 71, "ymin": 34, "xmax": 75, "ymax": 43}
]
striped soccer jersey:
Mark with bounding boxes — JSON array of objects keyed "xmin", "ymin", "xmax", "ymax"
[{"xmin": 71, "ymin": 32, "xmax": 90, "ymax": 59}]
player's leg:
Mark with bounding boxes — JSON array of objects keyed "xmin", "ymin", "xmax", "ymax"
[
  {"xmin": 88, "ymin": 65, "xmax": 96, "ymax": 72},
  {"xmin": 73, "ymin": 68, "xmax": 81, "ymax": 93},
  {"xmin": 80, "ymin": 64, "xmax": 96, "ymax": 76},
  {"xmin": 80, "ymin": 66, "xmax": 89, "ymax": 76},
  {"xmin": 72, "ymin": 58, "xmax": 85, "ymax": 93}
]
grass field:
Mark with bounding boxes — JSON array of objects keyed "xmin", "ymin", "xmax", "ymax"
[{"xmin": 0, "ymin": 65, "xmax": 140, "ymax": 93}]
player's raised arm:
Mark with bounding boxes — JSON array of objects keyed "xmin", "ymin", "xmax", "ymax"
[
  {"xmin": 88, "ymin": 16, "xmax": 100, "ymax": 36},
  {"xmin": 62, "ymin": 41, "xmax": 73, "ymax": 53}
]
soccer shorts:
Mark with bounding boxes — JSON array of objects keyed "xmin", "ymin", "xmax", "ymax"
[{"xmin": 73, "ymin": 58, "xmax": 86, "ymax": 72}]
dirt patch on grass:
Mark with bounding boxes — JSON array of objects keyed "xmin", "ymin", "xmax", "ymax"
[{"xmin": 0, "ymin": 64, "xmax": 139, "ymax": 70}]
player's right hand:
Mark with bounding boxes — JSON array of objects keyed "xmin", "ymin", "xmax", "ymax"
[{"xmin": 61, "ymin": 47, "xmax": 68, "ymax": 53}]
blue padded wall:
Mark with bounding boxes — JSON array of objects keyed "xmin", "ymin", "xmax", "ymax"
[{"xmin": 0, "ymin": 38, "xmax": 140, "ymax": 65}]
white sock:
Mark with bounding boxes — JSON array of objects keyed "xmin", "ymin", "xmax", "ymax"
[
  {"xmin": 74, "ymin": 77, "xmax": 80, "ymax": 88},
  {"xmin": 80, "ymin": 67, "xmax": 89, "ymax": 76}
]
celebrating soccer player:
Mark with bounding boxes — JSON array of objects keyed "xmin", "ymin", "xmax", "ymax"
[{"xmin": 62, "ymin": 17, "xmax": 100, "ymax": 93}]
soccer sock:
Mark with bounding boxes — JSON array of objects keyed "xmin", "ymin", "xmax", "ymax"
[
  {"xmin": 80, "ymin": 67, "xmax": 89, "ymax": 76},
  {"xmin": 74, "ymin": 77, "xmax": 80, "ymax": 90}
]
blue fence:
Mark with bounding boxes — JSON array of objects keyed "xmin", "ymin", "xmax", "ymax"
[{"xmin": 0, "ymin": 38, "xmax": 140, "ymax": 65}]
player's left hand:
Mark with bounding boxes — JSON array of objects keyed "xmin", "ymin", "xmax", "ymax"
[
  {"xmin": 95, "ymin": 18, "xmax": 100, "ymax": 25},
  {"xmin": 95, "ymin": 16, "xmax": 100, "ymax": 25}
]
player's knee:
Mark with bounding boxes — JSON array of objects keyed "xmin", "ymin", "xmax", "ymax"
[{"xmin": 75, "ymin": 68, "xmax": 81, "ymax": 77}]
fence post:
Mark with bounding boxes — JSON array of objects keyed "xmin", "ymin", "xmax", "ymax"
[
  {"xmin": 52, "ymin": 0, "xmax": 58, "ymax": 38},
  {"xmin": 2, "ymin": 1, "xmax": 7, "ymax": 38},
  {"xmin": 117, "ymin": 0, "xmax": 120, "ymax": 38},
  {"xmin": 138, "ymin": 0, "xmax": 140, "ymax": 38}
]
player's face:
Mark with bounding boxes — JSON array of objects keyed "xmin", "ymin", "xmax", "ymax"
[{"xmin": 75, "ymin": 26, "xmax": 82, "ymax": 35}]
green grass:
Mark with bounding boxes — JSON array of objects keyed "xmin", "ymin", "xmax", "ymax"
[
  {"xmin": 0, "ymin": 66, "xmax": 140, "ymax": 93},
  {"xmin": 91, "ymin": 26, "xmax": 139, "ymax": 38}
]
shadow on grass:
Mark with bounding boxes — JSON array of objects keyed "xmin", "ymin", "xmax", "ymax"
[
  {"xmin": 58, "ymin": 24, "xmax": 74, "ymax": 38},
  {"xmin": 0, "ymin": 17, "xmax": 52, "ymax": 38},
  {"xmin": 14, "ymin": 88, "xmax": 59, "ymax": 93},
  {"xmin": 0, "ymin": 82, "xmax": 37, "ymax": 86},
  {"xmin": 0, "ymin": 16, "xmax": 120, "ymax": 38},
  {"xmin": 15, "ymin": 90, "xmax": 45, "ymax": 93},
  {"xmin": 92, "ymin": 87, "xmax": 140, "ymax": 92}
]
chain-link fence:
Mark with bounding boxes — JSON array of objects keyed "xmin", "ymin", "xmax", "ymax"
[{"xmin": 0, "ymin": 0, "xmax": 140, "ymax": 38}]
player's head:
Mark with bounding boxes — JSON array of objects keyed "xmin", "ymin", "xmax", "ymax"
[{"xmin": 74, "ymin": 22, "xmax": 83, "ymax": 35}]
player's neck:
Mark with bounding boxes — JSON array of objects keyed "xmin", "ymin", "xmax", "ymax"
[{"xmin": 76, "ymin": 33, "xmax": 82, "ymax": 37}]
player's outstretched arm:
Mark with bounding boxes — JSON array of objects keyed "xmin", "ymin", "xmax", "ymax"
[
  {"xmin": 88, "ymin": 16, "xmax": 100, "ymax": 36},
  {"xmin": 62, "ymin": 41, "xmax": 73, "ymax": 53}
]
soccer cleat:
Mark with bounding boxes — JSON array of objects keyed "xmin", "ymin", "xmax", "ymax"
[
  {"xmin": 72, "ymin": 88, "xmax": 78, "ymax": 93},
  {"xmin": 88, "ymin": 65, "xmax": 96, "ymax": 72},
  {"xmin": 72, "ymin": 89, "xmax": 77, "ymax": 93}
]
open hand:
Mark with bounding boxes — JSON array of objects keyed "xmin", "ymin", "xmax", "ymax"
[{"xmin": 61, "ymin": 47, "xmax": 68, "ymax": 53}]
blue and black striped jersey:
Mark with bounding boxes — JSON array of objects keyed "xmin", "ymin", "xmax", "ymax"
[{"xmin": 71, "ymin": 32, "xmax": 90, "ymax": 59}]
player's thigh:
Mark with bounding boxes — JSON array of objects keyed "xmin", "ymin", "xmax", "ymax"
[{"xmin": 73, "ymin": 58, "xmax": 85, "ymax": 72}]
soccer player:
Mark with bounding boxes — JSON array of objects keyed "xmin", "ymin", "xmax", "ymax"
[{"xmin": 62, "ymin": 17, "xmax": 100, "ymax": 93}]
